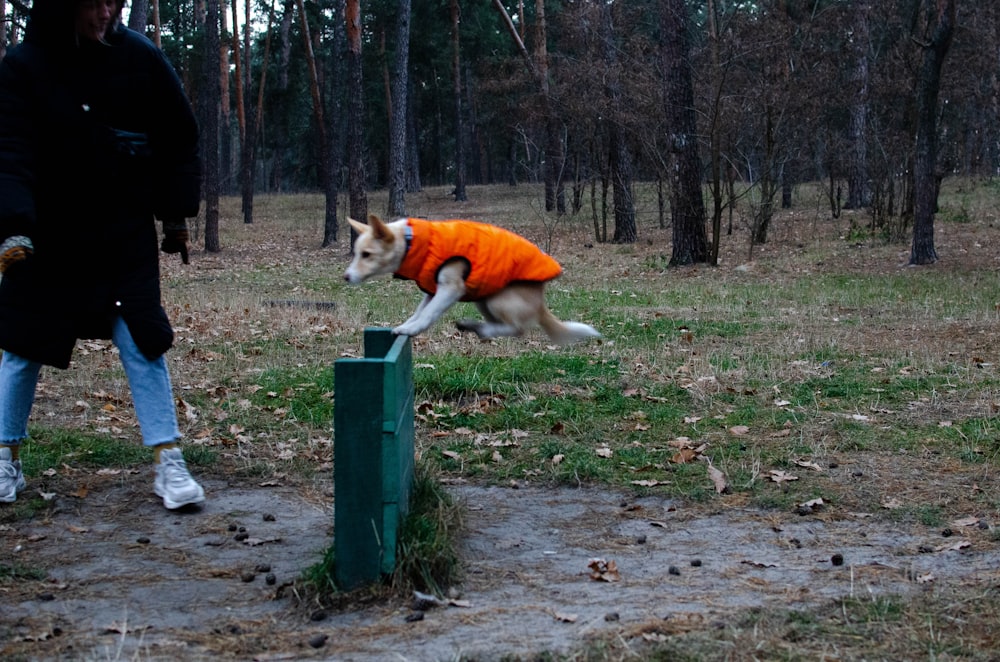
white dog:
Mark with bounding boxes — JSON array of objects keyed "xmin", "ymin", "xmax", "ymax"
[{"xmin": 343, "ymin": 214, "xmax": 600, "ymax": 345}]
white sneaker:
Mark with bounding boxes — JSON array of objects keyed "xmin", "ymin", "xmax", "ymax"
[
  {"xmin": 0, "ymin": 446, "xmax": 26, "ymax": 504},
  {"xmin": 154, "ymin": 448, "xmax": 205, "ymax": 509}
]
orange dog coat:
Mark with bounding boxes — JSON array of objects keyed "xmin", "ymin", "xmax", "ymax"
[{"xmin": 394, "ymin": 219, "xmax": 562, "ymax": 301}]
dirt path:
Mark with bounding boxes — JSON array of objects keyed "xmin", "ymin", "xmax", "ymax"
[{"xmin": 3, "ymin": 476, "xmax": 998, "ymax": 661}]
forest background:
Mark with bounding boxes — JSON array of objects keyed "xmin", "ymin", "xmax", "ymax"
[{"xmin": 1, "ymin": 0, "xmax": 992, "ymax": 266}]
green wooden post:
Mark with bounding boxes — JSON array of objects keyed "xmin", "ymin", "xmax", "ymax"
[{"xmin": 334, "ymin": 328, "xmax": 415, "ymax": 589}]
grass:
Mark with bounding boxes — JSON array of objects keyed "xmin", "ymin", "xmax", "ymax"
[{"xmin": 7, "ymin": 177, "xmax": 1000, "ymax": 658}]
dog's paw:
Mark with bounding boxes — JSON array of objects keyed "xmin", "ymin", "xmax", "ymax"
[{"xmin": 392, "ymin": 323, "xmax": 421, "ymax": 337}]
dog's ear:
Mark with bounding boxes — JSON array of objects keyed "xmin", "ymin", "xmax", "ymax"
[
  {"xmin": 367, "ymin": 214, "xmax": 395, "ymax": 242},
  {"xmin": 347, "ymin": 217, "xmax": 369, "ymax": 236}
]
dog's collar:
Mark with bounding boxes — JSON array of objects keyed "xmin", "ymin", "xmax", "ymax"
[{"xmin": 404, "ymin": 222, "xmax": 413, "ymax": 254}]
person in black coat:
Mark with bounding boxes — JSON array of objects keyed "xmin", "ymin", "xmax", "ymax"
[{"xmin": 0, "ymin": 0, "xmax": 205, "ymax": 509}]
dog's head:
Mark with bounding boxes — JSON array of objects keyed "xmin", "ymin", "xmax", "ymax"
[{"xmin": 343, "ymin": 214, "xmax": 404, "ymax": 284}]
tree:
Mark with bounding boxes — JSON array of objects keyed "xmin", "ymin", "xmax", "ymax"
[
  {"xmin": 346, "ymin": 0, "xmax": 368, "ymax": 235},
  {"xmin": 387, "ymin": 0, "xmax": 412, "ymax": 215},
  {"xmin": 600, "ymin": 3, "xmax": 635, "ymax": 243},
  {"xmin": 910, "ymin": 0, "xmax": 955, "ymax": 265},
  {"xmin": 845, "ymin": 1, "xmax": 871, "ymax": 209},
  {"xmin": 661, "ymin": 0, "xmax": 707, "ymax": 266},
  {"xmin": 449, "ymin": 0, "xmax": 467, "ymax": 203},
  {"xmin": 322, "ymin": 0, "xmax": 348, "ymax": 247},
  {"xmin": 127, "ymin": 0, "xmax": 149, "ymax": 32},
  {"xmin": 201, "ymin": 0, "xmax": 222, "ymax": 253}
]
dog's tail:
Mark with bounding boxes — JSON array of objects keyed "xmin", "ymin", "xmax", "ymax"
[{"xmin": 538, "ymin": 310, "xmax": 601, "ymax": 346}]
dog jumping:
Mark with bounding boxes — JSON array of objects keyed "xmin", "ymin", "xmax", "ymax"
[{"xmin": 343, "ymin": 214, "xmax": 600, "ymax": 345}]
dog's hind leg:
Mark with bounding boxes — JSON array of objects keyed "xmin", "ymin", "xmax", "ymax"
[{"xmin": 456, "ymin": 301, "xmax": 522, "ymax": 339}]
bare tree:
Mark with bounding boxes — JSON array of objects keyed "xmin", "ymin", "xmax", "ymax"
[
  {"xmin": 845, "ymin": 1, "xmax": 871, "ymax": 209},
  {"xmin": 346, "ymin": 0, "xmax": 368, "ymax": 238},
  {"xmin": 450, "ymin": 0, "xmax": 467, "ymax": 203},
  {"xmin": 910, "ymin": 0, "xmax": 955, "ymax": 265},
  {"xmin": 201, "ymin": 0, "xmax": 221, "ymax": 253},
  {"xmin": 661, "ymin": 0, "xmax": 707, "ymax": 266},
  {"xmin": 387, "ymin": 0, "xmax": 412, "ymax": 215}
]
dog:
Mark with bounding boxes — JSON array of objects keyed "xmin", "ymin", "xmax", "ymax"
[{"xmin": 343, "ymin": 214, "xmax": 600, "ymax": 345}]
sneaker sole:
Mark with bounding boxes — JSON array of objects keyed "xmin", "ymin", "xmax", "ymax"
[
  {"xmin": 155, "ymin": 486, "xmax": 206, "ymax": 510},
  {"xmin": 160, "ymin": 492, "xmax": 206, "ymax": 509}
]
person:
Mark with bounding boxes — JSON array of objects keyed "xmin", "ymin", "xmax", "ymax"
[{"xmin": 0, "ymin": 0, "xmax": 205, "ymax": 509}]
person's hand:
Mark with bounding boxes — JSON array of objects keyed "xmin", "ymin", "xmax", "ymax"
[
  {"xmin": 0, "ymin": 236, "xmax": 33, "ymax": 275},
  {"xmin": 160, "ymin": 221, "xmax": 189, "ymax": 265}
]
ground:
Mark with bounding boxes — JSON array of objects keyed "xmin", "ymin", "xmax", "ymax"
[{"xmin": 3, "ymin": 473, "xmax": 998, "ymax": 661}]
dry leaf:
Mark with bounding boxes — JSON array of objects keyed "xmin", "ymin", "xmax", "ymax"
[
  {"xmin": 596, "ymin": 446, "xmax": 613, "ymax": 458},
  {"xmin": 587, "ymin": 558, "xmax": 621, "ymax": 582},
  {"xmin": 768, "ymin": 470, "xmax": 798, "ymax": 483},
  {"xmin": 728, "ymin": 425, "xmax": 750, "ymax": 436},
  {"xmin": 671, "ymin": 448, "xmax": 699, "ymax": 464},
  {"xmin": 554, "ymin": 611, "xmax": 578, "ymax": 623},
  {"xmin": 551, "ymin": 454, "xmax": 565, "ymax": 465},
  {"xmin": 881, "ymin": 497, "xmax": 903, "ymax": 509},
  {"xmin": 950, "ymin": 516, "xmax": 980, "ymax": 528},
  {"xmin": 793, "ymin": 459, "xmax": 823, "ymax": 471},
  {"xmin": 706, "ymin": 463, "xmax": 729, "ymax": 494}
]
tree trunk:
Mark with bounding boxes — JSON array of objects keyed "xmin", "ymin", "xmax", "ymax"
[
  {"xmin": 346, "ymin": 0, "xmax": 368, "ymax": 238},
  {"xmin": 706, "ymin": 0, "xmax": 723, "ymax": 265},
  {"xmin": 599, "ymin": 4, "xmax": 634, "ymax": 243},
  {"xmin": 127, "ymin": 0, "xmax": 149, "ymax": 32},
  {"xmin": 387, "ymin": 0, "xmax": 411, "ymax": 215},
  {"xmin": 151, "ymin": 0, "xmax": 161, "ymax": 47},
  {"xmin": 910, "ymin": 0, "xmax": 955, "ymax": 265},
  {"xmin": 218, "ymin": 5, "xmax": 232, "ymax": 194},
  {"xmin": 322, "ymin": 0, "xmax": 348, "ymax": 247},
  {"xmin": 661, "ymin": 0, "xmax": 708, "ymax": 266},
  {"xmin": 450, "ymin": 0, "xmax": 467, "ymax": 202},
  {"xmin": 201, "ymin": 0, "xmax": 221, "ymax": 253},
  {"xmin": 845, "ymin": 1, "xmax": 871, "ymax": 209}
]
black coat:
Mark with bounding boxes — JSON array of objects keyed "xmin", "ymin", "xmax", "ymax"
[{"xmin": 0, "ymin": 5, "xmax": 201, "ymax": 369}]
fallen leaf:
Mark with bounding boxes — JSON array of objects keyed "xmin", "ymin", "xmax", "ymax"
[
  {"xmin": 793, "ymin": 459, "xmax": 823, "ymax": 471},
  {"xmin": 768, "ymin": 470, "xmax": 798, "ymax": 483},
  {"xmin": 595, "ymin": 446, "xmax": 613, "ymax": 458},
  {"xmin": 706, "ymin": 463, "xmax": 729, "ymax": 494},
  {"xmin": 937, "ymin": 540, "xmax": 971, "ymax": 552},
  {"xmin": 551, "ymin": 454, "xmax": 565, "ymax": 465},
  {"xmin": 728, "ymin": 425, "xmax": 750, "ymax": 436},
  {"xmin": 881, "ymin": 497, "xmax": 903, "ymax": 509},
  {"xmin": 671, "ymin": 448, "xmax": 699, "ymax": 464},
  {"xmin": 950, "ymin": 516, "xmax": 980, "ymax": 528},
  {"xmin": 588, "ymin": 558, "xmax": 621, "ymax": 582},
  {"xmin": 554, "ymin": 611, "xmax": 578, "ymax": 623}
]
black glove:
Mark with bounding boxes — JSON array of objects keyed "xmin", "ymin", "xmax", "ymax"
[
  {"xmin": 0, "ymin": 235, "xmax": 33, "ymax": 274},
  {"xmin": 160, "ymin": 220, "xmax": 189, "ymax": 265}
]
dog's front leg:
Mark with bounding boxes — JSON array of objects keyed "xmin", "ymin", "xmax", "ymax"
[{"xmin": 393, "ymin": 265, "xmax": 467, "ymax": 337}]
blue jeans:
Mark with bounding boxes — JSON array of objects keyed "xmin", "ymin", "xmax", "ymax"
[{"xmin": 0, "ymin": 317, "xmax": 181, "ymax": 446}]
